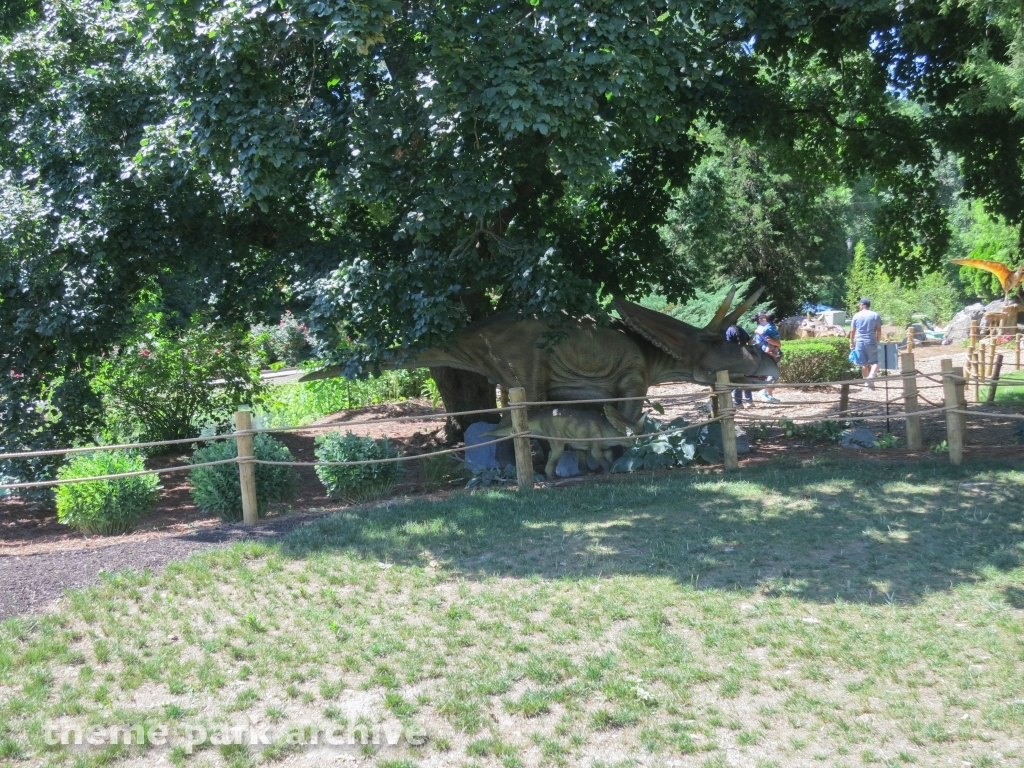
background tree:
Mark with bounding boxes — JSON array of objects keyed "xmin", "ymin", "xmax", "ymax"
[{"xmin": 662, "ymin": 129, "xmax": 850, "ymax": 314}]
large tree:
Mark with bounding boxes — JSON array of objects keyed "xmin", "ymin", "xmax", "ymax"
[{"xmin": 5, "ymin": 0, "xmax": 1014, "ymax": 465}]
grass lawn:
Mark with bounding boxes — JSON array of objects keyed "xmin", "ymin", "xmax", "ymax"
[
  {"xmin": 2, "ymin": 456, "xmax": 1023, "ymax": 767},
  {"xmin": 989, "ymin": 370, "xmax": 1024, "ymax": 405}
]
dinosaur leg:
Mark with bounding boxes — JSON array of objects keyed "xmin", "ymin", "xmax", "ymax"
[
  {"xmin": 575, "ymin": 450, "xmax": 588, "ymax": 472},
  {"xmin": 545, "ymin": 440, "xmax": 565, "ymax": 480}
]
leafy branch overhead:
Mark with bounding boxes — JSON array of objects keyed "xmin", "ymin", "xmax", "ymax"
[{"xmin": 3, "ymin": 0, "xmax": 1024, "ymax": 477}]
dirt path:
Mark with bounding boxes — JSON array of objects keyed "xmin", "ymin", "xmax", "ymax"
[{"xmin": 0, "ymin": 514, "xmax": 333, "ymax": 620}]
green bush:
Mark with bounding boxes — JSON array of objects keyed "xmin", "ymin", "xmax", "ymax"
[
  {"xmin": 93, "ymin": 320, "xmax": 266, "ymax": 445},
  {"xmin": 314, "ymin": 432, "xmax": 402, "ymax": 502},
  {"xmin": 251, "ymin": 311, "xmax": 312, "ymax": 366},
  {"xmin": 189, "ymin": 434, "xmax": 299, "ymax": 521},
  {"xmin": 55, "ymin": 451, "xmax": 160, "ymax": 535},
  {"xmin": 778, "ymin": 337, "xmax": 852, "ymax": 383}
]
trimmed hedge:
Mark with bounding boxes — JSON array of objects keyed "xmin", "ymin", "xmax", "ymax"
[{"xmin": 777, "ymin": 336, "xmax": 853, "ymax": 383}]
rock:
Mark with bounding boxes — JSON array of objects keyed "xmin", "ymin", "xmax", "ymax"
[
  {"xmin": 982, "ymin": 298, "xmax": 1024, "ymax": 329},
  {"xmin": 463, "ymin": 421, "xmax": 501, "ymax": 469},
  {"xmin": 839, "ymin": 427, "xmax": 877, "ymax": 449},
  {"xmin": 555, "ymin": 451, "xmax": 580, "ymax": 477},
  {"xmin": 942, "ymin": 303, "xmax": 985, "ymax": 345},
  {"xmin": 778, "ymin": 315, "xmax": 847, "ymax": 341}
]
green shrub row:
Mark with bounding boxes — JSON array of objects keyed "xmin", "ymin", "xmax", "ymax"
[
  {"xmin": 52, "ymin": 432, "xmax": 405, "ymax": 535},
  {"xmin": 258, "ymin": 369, "xmax": 435, "ymax": 428},
  {"xmin": 777, "ymin": 337, "xmax": 853, "ymax": 383}
]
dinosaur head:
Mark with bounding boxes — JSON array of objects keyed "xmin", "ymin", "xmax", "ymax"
[{"xmin": 613, "ymin": 288, "xmax": 780, "ymax": 386}]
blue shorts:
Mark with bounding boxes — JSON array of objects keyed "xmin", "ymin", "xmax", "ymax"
[{"xmin": 856, "ymin": 342, "xmax": 878, "ymax": 365}]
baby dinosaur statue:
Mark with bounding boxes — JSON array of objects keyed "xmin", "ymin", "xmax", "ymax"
[
  {"xmin": 483, "ymin": 405, "xmax": 644, "ymax": 479},
  {"xmin": 304, "ymin": 288, "xmax": 777, "ymax": 423}
]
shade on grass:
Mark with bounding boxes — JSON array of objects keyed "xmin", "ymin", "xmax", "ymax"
[{"xmin": 2, "ymin": 456, "xmax": 1023, "ymax": 767}]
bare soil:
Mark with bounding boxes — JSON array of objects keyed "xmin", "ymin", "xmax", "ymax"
[{"xmin": 3, "ymin": 342, "xmax": 1022, "ymax": 620}]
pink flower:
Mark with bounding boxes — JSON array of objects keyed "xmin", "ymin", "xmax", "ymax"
[{"xmin": 140, "ymin": 349, "xmax": 151, "ymax": 357}]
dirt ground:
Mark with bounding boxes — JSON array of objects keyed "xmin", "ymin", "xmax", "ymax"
[{"xmin": 3, "ymin": 341, "xmax": 1023, "ymax": 619}]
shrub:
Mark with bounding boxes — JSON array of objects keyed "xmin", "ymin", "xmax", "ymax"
[
  {"xmin": 93, "ymin": 321, "xmax": 266, "ymax": 445},
  {"xmin": 55, "ymin": 451, "xmax": 159, "ymax": 535},
  {"xmin": 251, "ymin": 312, "xmax": 313, "ymax": 367},
  {"xmin": 778, "ymin": 337, "xmax": 852, "ymax": 383},
  {"xmin": 189, "ymin": 434, "xmax": 299, "ymax": 521},
  {"xmin": 844, "ymin": 241, "xmax": 961, "ymax": 325},
  {"xmin": 315, "ymin": 432, "xmax": 402, "ymax": 502}
]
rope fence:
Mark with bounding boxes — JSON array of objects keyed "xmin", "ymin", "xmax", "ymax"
[{"xmin": 2, "ymin": 350, "xmax": 1021, "ymax": 514}]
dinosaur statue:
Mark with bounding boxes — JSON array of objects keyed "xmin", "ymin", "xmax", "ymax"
[
  {"xmin": 951, "ymin": 258, "xmax": 1024, "ymax": 302},
  {"xmin": 484, "ymin": 405, "xmax": 645, "ymax": 479},
  {"xmin": 303, "ymin": 288, "xmax": 778, "ymax": 422}
]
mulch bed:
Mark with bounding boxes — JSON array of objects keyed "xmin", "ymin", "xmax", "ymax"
[{"xmin": 3, "ymin": 345, "xmax": 1022, "ymax": 620}]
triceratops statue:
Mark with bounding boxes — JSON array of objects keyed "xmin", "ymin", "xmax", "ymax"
[{"xmin": 304, "ymin": 287, "xmax": 778, "ymax": 422}]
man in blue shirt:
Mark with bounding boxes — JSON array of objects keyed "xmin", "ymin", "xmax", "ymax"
[{"xmin": 849, "ymin": 297, "xmax": 882, "ymax": 388}]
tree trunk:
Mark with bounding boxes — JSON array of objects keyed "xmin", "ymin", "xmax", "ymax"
[{"xmin": 429, "ymin": 366, "xmax": 498, "ymax": 444}]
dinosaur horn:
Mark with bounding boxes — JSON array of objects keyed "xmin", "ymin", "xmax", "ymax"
[
  {"xmin": 704, "ymin": 286, "xmax": 737, "ymax": 334},
  {"xmin": 721, "ymin": 286, "xmax": 764, "ymax": 328}
]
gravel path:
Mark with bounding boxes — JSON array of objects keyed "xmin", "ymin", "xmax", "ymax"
[{"xmin": 0, "ymin": 514, "xmax": 325, "ymax": 621}]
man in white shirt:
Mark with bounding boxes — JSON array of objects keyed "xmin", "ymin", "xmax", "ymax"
[{"xmin": 849, "ymin": 297, "xmax": 882, "ymax": 387}]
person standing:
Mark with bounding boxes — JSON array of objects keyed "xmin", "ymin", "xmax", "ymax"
[
  {"xmin": 725, "ymin": 323, "xmax": 754, "ymax": 407},
  {"xmin": 754, "ymin": 312, "xmax": 782, "ymax": 403},
  {"xmin": 849, "ymin": 297, "xmax": 882, "ymax": 388}
]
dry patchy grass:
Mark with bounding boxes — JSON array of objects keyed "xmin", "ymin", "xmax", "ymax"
[{"xmin": 2, "ymin": 457, "xmax": 1024, "ymax": 767}]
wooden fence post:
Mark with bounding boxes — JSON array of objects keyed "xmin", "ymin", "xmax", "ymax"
[
  {"xmin": 839, "ymin": 373, "xmax": 851, "ymax": 416},
  {"xmin": 941, "ymin": 359, "xmax": 963, "ymax": 466},
  {"xmin": 906, "ymin": 327, "xmax": 914, "ymax": 352},
  {"xmin": 508, "ymin": 387, "xmax": 534, "ymax": 491},
  {"xmin": 970, "ymin": 319, "xmax": 979, "ymax": 348},
  {"xmin": 986, "ymin": 354, "xmax": 1004, "ymax": 405},
  {"xmin": 972, "ymin": 348, "xmax": 981, "ymax": 403},
  {"xmin": 715, "ymin": 371, "xmax": 739, "ymax": 471},
  {"xmin": 954, "ymin": 365, "xmax": 967, "ymax": 445},
  {"xmin": 900, "ymin": 352, "xmax": 922, "ymax": 451},
  {"xmin": 234, "ymin": 409, "xmax": 259, "ymax": 525},
  {"xmin": 1016, "ymin": 333, "xmax": 1021, "ymax": 371}
]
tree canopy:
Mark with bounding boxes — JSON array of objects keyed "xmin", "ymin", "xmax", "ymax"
[{"xmin": 3, "ymin": 0, "xmax": 1023, "ymax": 461}]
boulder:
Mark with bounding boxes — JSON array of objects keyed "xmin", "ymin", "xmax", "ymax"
[
  {"xmin": 941, "ymin": 303, "xmax": 985, "ymax": 345},
  {"xmin": 839, "ymin": 427, "xmax": 877, "ymax": 449},
  {"xmin": 464, "ymin": 421, "xmax": 501, "ymax": 469},
  {"xmin": 555, "ymin": 451, "xmax": 580, "ymax": 477},
  {"xmin": 778, "ymin": 316, "xmax": 847, "ymax": 341}
]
